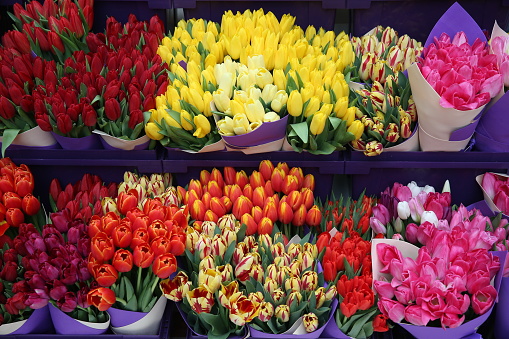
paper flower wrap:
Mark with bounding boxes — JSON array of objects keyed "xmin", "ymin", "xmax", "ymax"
[
  {"xmin": 476, "ymin": 172, "xmax": 509, "ymax": 218},
  {"xmin": 408, "ymin": 2, "xmax": 502, "ymax": 151}
]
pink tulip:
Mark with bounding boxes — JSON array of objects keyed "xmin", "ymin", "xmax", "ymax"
[
  {"xmin": 472, "ymin": 285, "xmax": 497, "ymax": 315},
  {"xmin": 404, "ymin": 304, "xmax": 434, "ymax": 326},
  {"xmin": 378, "ymin": 297, "xmax": 405, "ymax": 323},
  {"xmin": 373, "ymin": 204, "xmax": 390, "ymax": 224},
  {"xmin": 376, "ymin": 243, "xmax": 403, "ymax": 273},
  {"xmin": 373, "ymin": 280, "xmax": 395, "ymax": 299}
]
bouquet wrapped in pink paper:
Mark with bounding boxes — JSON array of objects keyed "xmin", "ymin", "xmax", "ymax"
[{"xmin": 408, "ymin": 2, "xmax": 503, "ymax": 151}]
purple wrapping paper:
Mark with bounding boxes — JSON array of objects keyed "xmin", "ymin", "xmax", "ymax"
[
  {"xmin": 473, "ymin": 132, "xmax": 509, "ymax": 152},
  {"xmin": 1, "ymin": 143, "xmax": 60, "ymax": 150},
  {"xmin": 250, "ymin": 299, "xmax": 338, "ymax": 338},
  {"xmin": 107, "ymin": 306, "xmax": 148, "ymax": 327},
  {"xmin": 424, "ymin": 2, "xmax": 486, "ymax": 47},
  {"xmin": 475, "ymin": 91, "xmax": 509, "ymax": 151},
  {"xmin": 176, "ymin": 302, "xmax": 246, "ymax": 339},
  {"xmin": 9, "ymin": 306, "xmax": 53, "ymax": 335},
  {"xmin": 49, "ymin": 303, "xmax": 109, "ymax": 335},
  {"xmin": 52, "ymin": 132, "xmax": 103, "ymax": 150},
  {"xmin": 466, "ymin": 200, "xmax": 497, "ymax": 217},
  {"xmin": 449, "ymin": 112, "xmax": 483, "ymax": 141},
  {"xmin": 495, "ymin": 277, "xmax": 509, "ymax": 338},
  {"xmin": 221, "ymin": 115, "xmax": 288, "ymax": 148}
]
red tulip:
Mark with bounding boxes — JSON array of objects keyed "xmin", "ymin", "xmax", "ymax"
[
  {"xmin": 235, "ymin": 170, "xmax": 249, "ymax": 189},
  {"xmin": 223, "ymin": 166, "xmax": 236, "ymax": 185},
  {"xmin": 6, "ymin": 208, "xmax": 24, "ymax": 227},
  {"xmin": 262, "ymin": 198, "xmax": 278, "ymax": 223},
  {"xmin": 112, "ymin": 224, "xmax": 133, "ymax": 248},
  {"xmin": 232, "ymin": 195, "xmax": 253, "ymax": 219},
  {"xmin": 94, "ymin": 264, "xmax": 118, "ymax": 287},
  {"xmin": 151, "ymin": 235, "xmax": 171, "ymax": 257},
  {"xmin": 104, "ymin": 98, "xmax": 121, "ymax": 121},
  {"xmin": 152, "ymin": 254, "xmax": 177, "ymax": 279},
  {"xmin": 88, "ymin": 287, "xmax": 116, "ymax": 311},
  {"xmin": 210, "ymin": 168, "xmax": 224, "ymax": 188},
  {"xmin": 21, "ymin": 194, "xmax": 40, "ymax": 216},
  {"xmin": 306, "ymin": 205, "xmax": 322, "ymax": 227},
  {"xmin": 303, "ymin": 174, "xmax": 315, "ymax": 192},
  {"xmin": 117, "ymin": 189, "xmax": 139, "ymax": 215},
  {"xmin": 271, "ymin": 168, "xmax": 285, "ymax": 192},
  {"xmin": 0, "ymin": 97, "xmax": 16, "ymax": 120},
  {"xmin": 282, "ymin": 175, "xmax": 299, "ymax": 195},
  {"xmin": 3, "ymin": 192, "xmax": 22, "ymax": 209},
  {"xmin": 112, "ymin": 249, "xmax": 133, "ymax": 273},
  {"xmin": 47, "ymin": 31, "xmax": 65, "ymax": 53},
  {"xmin": 133, "ymin": 242, "xmax": 154, "ymax": 268},
  {"xmin": 278, "ymin": 201, "xmax": 294, "ymax": 224},
  {"xmin": 258, "ymin": 217, "xmax": 273, "ymax": 235},
  {"xmin": 292, "ymin": 204, "xmax": 307, "ymax": 227},
  {"xmin": 91, "ymin": 232, "xmax": 115, "ymax": 262},
  {"xmin": 259, "ymin": 160, "xmax": 274, "ymax": 181},
  {"xmin": 241, "ymin": 213, "xmax": 257, "ymax": 236},
  {"xmin": 190, "ymin": 199, "xmax": 206, "ymax": 221}
]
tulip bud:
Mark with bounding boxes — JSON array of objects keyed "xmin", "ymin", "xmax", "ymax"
[
  {"xmin": 287, "ymin": 90, "xmax": 303, "ymax": 117},
  {"xmin": 275, "ymin": 304, "xmax": 290, "ymax": 322},
  {"xmin": 258, "ymin": 301, "xmax": 274, "ymax": 322},
  {"xmin": 303, "ymin": 313, "xmax": 319, "ymax": 333}
]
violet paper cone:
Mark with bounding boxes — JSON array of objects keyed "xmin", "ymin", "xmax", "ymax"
[
  {"xmin": 52, "ymin": 132, "xmax": 103, "ymax": 150},
  {"xmin": 474, "ymin": 84, "xmax": 509, "ymax": 151},
  {"xmin": 0, "ymin": 305, "xmax": 54, "ymax": 335},
  {"xmin": 221, "ymin": 115, "xmax": 288, "ymax": 154},
  {"xmin": 49, "ymin": 303, "xmax": 110, "ymax": 335}
]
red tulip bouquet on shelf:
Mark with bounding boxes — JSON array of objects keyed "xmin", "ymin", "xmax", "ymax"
[
  {"xmin": 86, "ymin": 196, "xmax": 187, "ymax": 334},
  {"xmin": 0, "ymin": 158, "xmax": 46, "ymax": 237},
  {"xmin": 317, "ymin": 230, "xmax": 385, "ymax": 338},
  {"xmin": 319, "ymin": 192, "xmax": 375, "ymax": 239},
  {"xmin": 6, "ymin": 0, "xmax": 94, "ymax": 62},
  {"xmin": 0, "ymin": 48, "xmax": 58, "ymax": 154},
  {"xmin": 48, "ymin": 173, "xmax": 118, "ymax": 223},
  {"xmin": 32, "ymin": 42, "xmax": 168, "ymax": 148}
]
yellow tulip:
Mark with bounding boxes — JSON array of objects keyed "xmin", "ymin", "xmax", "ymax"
[
  {"xmin": 171, "ymin": 100, "xmax": 182, "ymax": 114},
  {"xmin": 295, "ymin": 40, "xmax": 308, "ymax": 59},
  {"xmin": 207, "ymin": 21, "xmax": 219, "ymax": 36},
  {"xmin": 322, "ymin": 91, "xmax": 331, "ymax": 104},
  {"xmin": 155, "ymin": 95, "xmax": 168, "ymax": 110},
  {"xmin": 300, "ymin": 83, "xmax": 315, "ymax": 103},
  {"xmin": 162, "ymin": 111, "xmax": 182, "ymax": 128},
  {"xmin": 213, "ymin": 89, "xmax": 230, "ymax": 112},
  {"xmin": 193, "ymin": 115, "xmax": 211, "ymax": 138},
  {"xmin": 237, "ymin": 71, "xmax": 255, "ymax": 91},
  {"xmin": 263, "ymin": 112, "xmax": 280, "ymax": 122},
  {"xmin": 248, "ymin": 55, "xmax": 265, "ymax": 70},
  {"xmin": 274, "ymin": 45, "xmax": 288, "ymax": 70},
  {"xmin": 247, "ymin": 86, "xmax": 261, "ymax": 101},
  {"xmin": 304, "ymin": 96, "xmax": 320, "ymax": 118},
  {"xmin": 230, "ymin": 100, "xmax": 245, "ymax": 115},
  {"xmin": 145, "ymin": 122, "xmax": 163, "ymax": 140},
  {"xmin": 204, "ymin": 53, "xmax": 217, "ymax": 70},
  {"xmin": 202, "ymin": 31, "xmax": 216, "ymax": 51},
  {"xmin": 261, "ymin": 84, "xmax": 278, "ymax": 103},
  {"xmin": 226, "ymin": 35, "xmax": 242, "ymax": 60},
  {"xmin": 249, "ymin": 121, "xmax": 262, "ymax": 132},
  {"xmin": 255, "ymin": 68, "xmax": 274, "ymax": 89},
  {"xmin": 343, "ymin": 107, "xmax": 357, "ymax": 126},
  {"xmin": 270, "ymin": 90, "xmax": 288, "ymax": 113},
  {"xmin": 179, "ymin": 86, "xmax": 191, "ymax": 103},
  {"xmin": 189, "ymin": 81, "xmax": 205, "ymax": 97},
  {"xmin": 244, "ymin": 98, "xmax": 265, "ymax": 123},
  {"xmin": 180, "ymin": 110, "xmax": 194, "ymax": 131},
  {"xmin": 218, "ymin": 116, "xmax": 235, "ymax": 136},
  {"xmin": 263, "ymin": 48, "xmax": 275, "ymax": 71},
  {"xmin": 318, "ymin": 103, "xmax": 333, "ymax": 116},
  {"xmin": 310, "ymin": 113, "xmax": 327, "ymax": 135},
  {"xmin": 305, "ymin": 26, "xmax": 316, "ymax": 41},
  {"xmin": 273, "ymin": 69, "xmax": 287, "ymax": 91},
  {"xmin": 147, "ymin": 108, "xmax": 158, "ymax": 123},
  {"xmin": 202, "ymin": 92, "xmax": 213, "ymax": 117},
  {"xmin": 314, "ymin": 86, "xmax": 324, "ymax": 103},
  {"xmin": 287, "ymin": 90, "xmax": 303, "ymax": 117},
  {"xmin": 157, "ymin": 45, "xmax": 172, "ymax": 64},
  {"xmin": 233, "ymin": 113, "xmax": 250, "ymax": 135},
  {"xmin": 334, "ymin": 97, "xmax": 349, "ymax": 118},
  {"xmin": 279, "ymin": 14, "xmax": 295, "ymax": 34},
  {"xmin": 189, "ymin": 91, "xmax": 205, "ymax": 112},
  {"xmin": 347, "ymin": 120, "xmax": 364, "ymax": 141}
]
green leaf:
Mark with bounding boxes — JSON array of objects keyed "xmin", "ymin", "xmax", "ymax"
[
  {"xmin": 290, "ymin": 122, "xmax": 309, "ymax": 144},
  {"xmin": 1, "ymin": 129, "xmax": 20, "ymax": 157}
]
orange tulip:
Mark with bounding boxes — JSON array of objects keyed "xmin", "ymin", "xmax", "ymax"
[
  {"xmin": 259, "ymin": 160, "xmax": 274, "ymax": 181},
  {"xmin": 258, "ymin": 217, "xmax": 273, "ymax": 235}
]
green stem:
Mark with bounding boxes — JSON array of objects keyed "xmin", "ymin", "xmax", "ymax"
[{"xmin": 136, "ymin": 265, "xmax": 142, "ymax": 296}]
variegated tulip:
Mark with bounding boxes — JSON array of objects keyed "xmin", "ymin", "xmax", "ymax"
[
  {"xmin": 288, "ymin": 259, "xmax": 302, "ymax": 277},
  {"xmin": 258, "ymin": 301, "xmax": 274, "ymax": 322},
  {"xmin": 301, "ymin": 271, "xmax": 318, "ymax": 291},
  {"xmin": 274, "ymin": 253, "xmax": 291, "ymax": 268},
  {"xmin": 275, "ymin": 304, "xmax": 290, "ymax": 322},
  {"xmin": 284, "ymin": 276, "xmax": 301, "ymax": 292},
  {"xmin": 216, "ymin": 264, "xmax": 233, "ymax": 282},
  {"xmin": 325, "ymin": 285, "xmax": 337, "ymax": 300},
  {"xmin": 195, "ymin": 235, "xmax": 212, "ymax": 259},
  {"xmin": 314, "ymin": 287, "xmax": 326, "ymax": 308},
  {"xmin": 160, "ymin": 272, "xmax": 190, "ymax": 302},
  {"xmin": 272, "ymin": 289, "xmax": 286, "ymax": 303},
  {"xmin": 264, "ymin": 278, "xmax": 279, "ymax": 294},
  {"xmin": 270, "ymin": 242, "xmax": 285, "ymax": 258},
  {"xmin": 198, "ymin": 255, "xmax": 216, "ymax": 271},
  {"xmin": 186, "ymin": 286, "xmax": 214, "ymax": 313},
  {"xmin": 229, "ymin": 295, "xmax": 260, "ymax": 326},
  {"xmin": 185, "ymin": 226, "xmax": 200, "ymax": 252},
  {"xmin": 303, "ymin": 313, "xmax": 319, "ymax": 333},
  {"xmin": 211, "ymin": 234, "xmax": 228, "ymax": 257},
  {"xmin": 287, "ymin": 291, "xmax": 303, "ymax": 307},
  {"xmin": 235, "ymin": 254, "xmax": 255, "ymax": 282},
  {"xmin": 219, "ymin": 281, "xmax": 242, "ymax": 309},
  {"xmin": 198, "ymin": 269, "xmax": 222, "ymax": 293},
  {"xmin": 249, "ymin": 263, "xmax": 264, "ymax": 282},
  {"xmin": 287, "ymin": 243, "xmax": 302, "ymax": 259}
]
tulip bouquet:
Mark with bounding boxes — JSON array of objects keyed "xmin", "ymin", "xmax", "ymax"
[
  {"xmin": 407, "ymin": 3, "xmax": 503, "ymax": 151},
  {"xmin": 373, "ymin": 235, "xmax": 501, "ymax": 331},
  {"xmin": 147, "ymin": 18, "xmax": 222, "ymax": 151},
  {"xmin": 161, "ymin": 217, "xmax": 252, "ymax": 339},
  {"xmin": 478, "ymin": 172, "xmax": 509, "ymax": 215},
  {"xmin": 48, "ymin": 173, "xmax": 118, "ymax": 224},
  {"xmin": 319, "ymin": 192, "xmax": 374, "ymax": 239},
  {"xmin": 368, "ymin": 181, "xmax": 451, "ymax": 240},
  {"xmin": 180, "ymin": 161, "xmax": 319, "ymax": 237},
  {"xmin": 350, "ymin": 71, "xmax": 418, "ymax": 156},
  {"xmin": 317, "ymin": 230, "xmax": 386, "ymax": 338},
  {"xmin": 11, "ymin": 221, "xmax": 109, "ymax": 324},
  {"xmin": 241, "ymin": 233, "xmax": 337, "ymax": 336},
  {"xmin": 0, "ymin": 158, "xmax": 45, "ymax": 236},
  {"xmin": 347, "ymin": 26, "xmax": 423, "ymax": 84},
  {"xmin": 86, "ymin": 195, "xmax": 186, "ymax": 313},
  {"xmin": 0, "ymin": 48, "xmax": 58, "ymax": 155},
  {"xmin": 33, "ymin": 39, "xmax": 168, "ymax": 141},
  {"xmin": 6, "ymin": 0, "xmax": 93, "ymax": 62}
]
